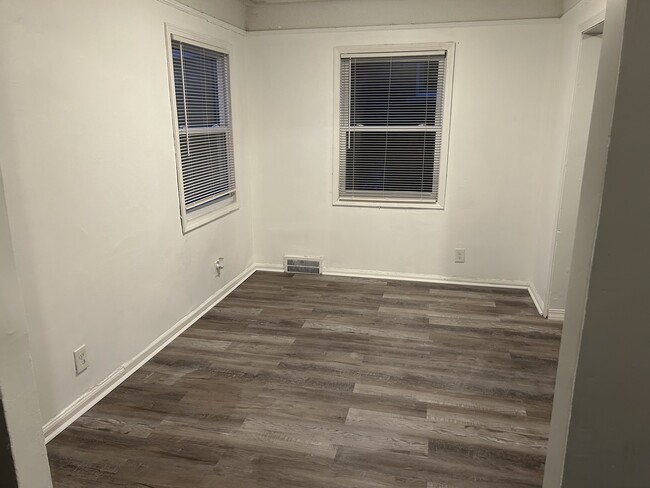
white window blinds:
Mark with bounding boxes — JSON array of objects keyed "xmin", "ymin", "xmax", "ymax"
[
  {"xmin": 339, "ymin": 52, "xmax": 447, "ymax": 203},
  {"xmin": 171, "ymin": 37, "xmax": 235, "ymax": 219}
]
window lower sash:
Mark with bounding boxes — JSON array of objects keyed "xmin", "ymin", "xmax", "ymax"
[{"xmin": 186, "ymin": 189, "xmax": 236, "ymax": 212}]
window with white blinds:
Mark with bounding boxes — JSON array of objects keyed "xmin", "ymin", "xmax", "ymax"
[
  {"xmin": 335, "ymin": 45, "xmax": 453, "ymax": 208},
  {"xmin": 169, "ymin": 33, "xmax": 236, "ymax": 232}
]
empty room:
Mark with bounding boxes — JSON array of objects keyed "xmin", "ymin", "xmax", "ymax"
[{"xmin": 1, "ymin": 0, "xmax": 649, "ymax": 486}]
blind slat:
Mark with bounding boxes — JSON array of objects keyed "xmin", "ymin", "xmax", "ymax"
[
  {"xmin": 339, "ymin": 53, "xmax": 446, "ymax": 201},
  {"xmin": 172, "ymin": 38, "xmax": 235, "ymax": 214}
]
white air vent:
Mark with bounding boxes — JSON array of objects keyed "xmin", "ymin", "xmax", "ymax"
[{"xmin": 284, "ymin": 256, "xmax": 322, "ymax": 275}]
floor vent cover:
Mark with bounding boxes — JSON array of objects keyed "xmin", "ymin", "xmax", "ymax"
[{"xmin": 284, "ymin": 256, "xmax": 322, "ymax": 275}]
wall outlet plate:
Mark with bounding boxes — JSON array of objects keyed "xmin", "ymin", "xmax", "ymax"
[
  {"xmin": 73, "ymin": 345, "xmax": 88, "ymax": 375},
  {"xmin": 455, "ymin": 248, "xmax": 466, "ymax": 263}
]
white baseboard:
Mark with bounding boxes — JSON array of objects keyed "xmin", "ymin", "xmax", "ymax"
[
  {"xmin": 257, "ymin": 263, "xmax": 531, "ymax": 290},
  {"xmin": 43, "ymin": 263, "xmax": 256, "ymax": 443},
  {"xmin": 259, "ymin": 263, "xmax": 543, "ymax": 301},
  {"xmin": 547, "ymin": 308, "xmax": 566, "ymax": 321},
  {"xmin": 255, "ymin": 263, "xmax": 284, "ymax": 272},
  {"xmin": 527, "ymin": 282, "xmax": 546, "ymax": 317},
  {"xmin": 322, "ymin": 266, "xmax": 531, "ymax": 290}
]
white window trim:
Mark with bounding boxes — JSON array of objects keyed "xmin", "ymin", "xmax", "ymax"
[
  {"xmin": 331, "ymin": 42, "xmax": 455, "ymax": 210},
  {"xmin": 165, "ymin": 24, "xmax": 239, "ymax": 234}
]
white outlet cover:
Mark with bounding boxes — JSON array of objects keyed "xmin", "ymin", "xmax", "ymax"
[
  {"xmin": 73, "ymin": 345, "xmax": 88, "ymax": 375},
  {"xmin": 455, "ymin": 248, "xmax": 466, "ymax": 263}
]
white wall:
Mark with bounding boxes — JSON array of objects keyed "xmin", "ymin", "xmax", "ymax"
[
  {"xmin": 246, "ymin": 0, "xmax": 563, "ymax": 31},
  {"xmin": 548, "ymin": 33, "xmax": 601, "ymax": 313},
  {"xmin": 544, "ymin": 0, "xmax": 626, "ymax": 484},
  {"xmin": 529, "ymin": 0, "xmax": 606, "ymax": 313},
  {"xmin": 247, "ymin": 21, "xmax": 562, "ymax": 286},
  {"xmin": 561, "ymin": 0, "xmax": 650, "ymax": 481},
  {"xmin": 564, "ymin": 0, "xmax": 583, "ymax": 13},
  {"xmin": 0, "ymin": 0, "xmax": 254, "ymax": 426},
  {"xmin": 546, "ymin": 0, "xmax": 650, "ymax": 482},
  {"xmin": 0, "ymin": 170, "xmax": 52, "ymax": 486}
]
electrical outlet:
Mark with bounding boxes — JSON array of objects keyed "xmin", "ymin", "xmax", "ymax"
[
  {"xmin": 455, "ymin": 248, "xmax": 466, "ymax": 263},
  {"xmin": 214, "ymin": 257, "xmax": 225, "ymax": 277},
  {"xmin": 73, "ymin": 345, "xmax": 88, "ymax": 375}
]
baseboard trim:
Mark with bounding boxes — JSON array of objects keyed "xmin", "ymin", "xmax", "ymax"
[
  {"xmin": 43, "ymin": 263, "xmax": 257, "ymax": 443},
  {"xmin": 259, "ymin": 262, "xmax": 538, "ymax": 291},
  {"xmin": 322, "ymin": 266, "xmax": 531, "ymax": 290},
  {"xmin": 255, "ymin": 263, "xmax": 284, "ymax": 272},
  {"xmin": 547, "ymin": 308, "xmax": 565, "ymax": 321},
  {"xmin": 257, "ymin": 263, "xmax": 531, "ymax": 290},
  {"xmin": 528, "ymin": 282, "xmax": 546, "ymax": 317}
]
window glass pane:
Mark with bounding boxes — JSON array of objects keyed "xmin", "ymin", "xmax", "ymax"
[
  {"xmin": 182, "ymin": 45, "xmax": 222, "ymax": 128},
  {"xmin": 179, "ymin": 132, "xmax": 231, "ymax": 207},
  {"xmin": 171, "ymin": 36, "xmax": 235, "ymax": 221},
  {"xmin": 171, "ymin": 42, "xmax": 186, "ymax": 129},
  {"xmin": 350, "ymin": 56, "xmax": 440, "ymax": 127},
  {"xmin": 345, "ymin": 132, "xmax": 436, "ymax": 193}
]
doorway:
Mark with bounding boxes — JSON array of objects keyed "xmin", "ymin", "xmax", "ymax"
[{"xmin": 547, "ymin": 19, "xmax": 604, "ymax": 319}]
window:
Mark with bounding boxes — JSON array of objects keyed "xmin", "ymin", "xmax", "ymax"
[
  {"xmin": 334, "ymin": 44, "xmax": 454, "ymax": 208},
  {"xmin": 167, "ymin": 30, "xmax": 237, "ymax": 232}
]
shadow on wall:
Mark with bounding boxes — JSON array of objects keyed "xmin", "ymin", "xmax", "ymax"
[{"xmin": 0, "ymin": 394, "xmax": 19, "ymax": 488}]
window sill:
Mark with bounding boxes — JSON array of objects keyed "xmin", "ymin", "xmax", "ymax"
[
  {"xmin": 182, "ymin": 198, "xmax": 239, "ymax": 233},
  {"xmin": 333, "ymin": 198, "xmax": 444, "ymax": 210}
]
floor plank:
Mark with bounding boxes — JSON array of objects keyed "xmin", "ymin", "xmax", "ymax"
[{"xmin": 48, "ymin": 271, "xmax": 560, "ymax": 487}]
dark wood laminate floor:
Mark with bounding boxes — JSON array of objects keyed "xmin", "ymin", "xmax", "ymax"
[{"xmin": 47, "ymin": 271, "xmax": 561, "ymax": 487}]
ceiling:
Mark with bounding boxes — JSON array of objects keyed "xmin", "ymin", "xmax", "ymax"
[
  {"xmin": 245, "ymin": 0, "xmax": 359, "ymax": 4},
  {"xmin": 176, "ymin": 0, "xmax": 567, "ymax": 31},
  {"xmin": 245, "ymin": 0, "xmax": 564, "ymax": 31}
]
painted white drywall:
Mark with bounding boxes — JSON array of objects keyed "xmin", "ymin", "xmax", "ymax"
[
  {"xmin": 247, "ymin": 21, "xmax": 562, "ymax": 285},
  {"xmin": 0, "ymin": 173, "xmax": 51, "ymax": 484},
  {"xmin": 564, "ymin": 0, "xmax": 583, "ymax": 13},
  {"xmin": 561, "ymin": 0, "xmax": 650, "ymax": 481},
  {"xmin": 246, "ymin": 0, "xmax": 563, "ymax": 31},
  {"xmin": 548, "ymin": 34, "xmax": 602, "ymax": 313},
  {"xmin": 544, "ymin": 0, "xmax": 626, "ymax": 484},
  {"xmin": 529, "ymin": 0, "xmax": 606, "ymax": 314},
  {"xmin": 0, "ymin": 0, "xmax": 254, "ymax": 426},
  {"xmin": 547, "ymin": 0, "xmax": 650, "ymax": 483}
]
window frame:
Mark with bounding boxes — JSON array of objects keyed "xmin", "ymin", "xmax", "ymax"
[
  {"xmin": 332, "ymin": 42, "xmax": 455, "ymax": 209},
  {"xmin": 165, "ymin": 25, "xmax": 239, "ymax": 234}
]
